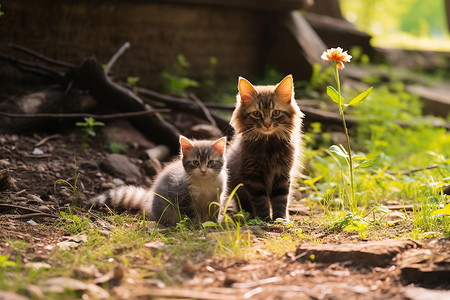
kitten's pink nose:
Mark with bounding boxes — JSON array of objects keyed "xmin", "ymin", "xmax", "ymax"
[
  {"xmin": 264, "ymin": 122, "xmax": 271, "ymax": 128},
  {"xmin": 201, "ymin": 170, "xmax": 206, "ymax": 175}
]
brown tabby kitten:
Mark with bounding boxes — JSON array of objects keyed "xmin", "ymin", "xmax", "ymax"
[
  {"xmin": 223, "ymin": 75, "xmax": 303, "ymax": 221},
  {"xmin": 88, "ymin": 136, "xmax": 227, "ymax": 226}
]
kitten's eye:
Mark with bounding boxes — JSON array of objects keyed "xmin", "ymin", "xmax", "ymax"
[
  {"xmin": 272, "ymin": 109, "xmax": 281, "ymax": 117},
  {"xmin": 252, "ymin": 111, "xmax": 262, "ymax": 118},
  {"xmin": 207, "ymin": 161, "xmax": 215, "ymax": 167},
  {"xmin": 192, "ymin": 160, "xmax": 200, "ymax": 167}
]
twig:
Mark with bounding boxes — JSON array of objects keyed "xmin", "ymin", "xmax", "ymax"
[
  {"xmin": 231, "ymin": 276, "xmax": 281, "ymax": 289},
  {"xmin": 135, "ymin": 86, "xmax": 232, "ymax": 133},
  {"xmin": 35, "ymin": 134, "xmax": 62, "ymax": 147},
  {"xmin": 189, "ymin": 93, "xmax": 217, "ymax": 127},
  {"xmin": 104, "ymin": 42, "xmax": 130, "ymax": 74},
  {"xmin": 0, "ymin": 204, "xmax": 60, "ymax": 219},
  {"xmin": 9, "ymin": 44, "xmax": 75, "ymax": 69},
  {"xmin": 13, "ymin": 213, "xmax": 60, "ymax": 220},
  {"xmin": 134, "ymin": 288, "xmax": 240, "ymax": 300},
  {"xmin": 0, "ymin": 52, "xmax": 64, "ymax": 79},
  {"xmin": 401, "ymin": 164, "xmax": 439, "ymax": 175},
  {"xmin": 0, "ymin": 203, "xmax": 48, "ymax": 214},
  {"xmin": 0, "ymin": 109, "xmax": 170, "ymax": 120},
  {"xmin": 243, "ymin": 287, "xmax": 263, "ymax": 299}
]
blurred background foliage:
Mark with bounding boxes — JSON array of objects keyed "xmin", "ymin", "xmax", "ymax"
[{"xmin": 339, "ymin": 0, "xmax": 450, "ymax": 50}]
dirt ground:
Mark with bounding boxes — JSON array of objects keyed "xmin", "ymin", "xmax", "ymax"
[{"xmin": 1, "ymin": 130, "xmax": 450, "ymax": 300}]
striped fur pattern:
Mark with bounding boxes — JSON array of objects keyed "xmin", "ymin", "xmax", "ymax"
[
  {"xmin": 88, "ymin": 136, "xmax": 227, "ymax": 226},
  {"xmin": 223, "ymin": 75, "xmax": 303, "ymax": 221}
]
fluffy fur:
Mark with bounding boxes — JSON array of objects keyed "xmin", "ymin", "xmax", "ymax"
[
  {"xmin": 222, "ymin": 75, "xmax": 303, "ymax": 221},
  {"xmin": 88, "ymin": 136, "xmax": 227, "ymax": 226}
]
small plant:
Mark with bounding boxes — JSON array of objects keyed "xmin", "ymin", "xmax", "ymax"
[
  {"xmin": 161, "ymin": 54, "xmax": 199, "ymax": 97},
  {"xmin": 54, "ymin": 157, "xmax": 80, "ymax": 202},
  {"xmin": 0, "ymin": 255, "xmax": 16, "ymax": 268},
  {"xmin": 59, "ymin": 210, "xmax": 91, "ymax": 234},
  {"xmin": 321, "ymin": 47, "xmax": 377, "ymax": 212},
  {"xmin": 127, "ymin": 76, "xmax": 140, "ymax": 93},
  {"xmin": 75, "ymin": 117, "xmax": 105, "ymax": 148},
  {"xmin": 127, "ymin": 76, "xmax": 140, "ymax": 87},
  {"xmin": 432, "ymin": 202, "xmax": 450, "ymax": 236},
  {"xmin": 105, "ymin": 141, "xmax": 128, "ymax": 154},
  {"xmin": 202, "ymin": 184, "xmax": 252, "ymax": 256},
  {"xmin": 200, "ymin": 56, "xmax": 218, "ymax": 97}
]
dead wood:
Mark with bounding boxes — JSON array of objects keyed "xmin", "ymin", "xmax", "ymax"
[
  {"xmin": 0, "ymin": 47, "xmax": 181, "ymax": 154},
  {"xmin": 71, "ymin": 58, "xmax": 181, "ymax": 154},
  {"xmin": 13, "ymin": 213, "xmax": 60, "ymax": 220},
  {"xmin": 135, "ymin": 87, "xmax": 233, "ymax": 136},
  {"xmin": 0, "ymin": 52, "xmax": 65, "ymax": 80},
  {"xmin": 9, "ymin": 44, "xmax": 76, "ymax": 69},
  {"xmin": 189, "ymin": 92, "xmax": 217, "ymax": 127},
  {"xmin": 0, "ymin": 109, "xmax": 170, "ymax": 120}
]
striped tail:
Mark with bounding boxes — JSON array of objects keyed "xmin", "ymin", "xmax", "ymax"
[{"xmin": 87, "ymin": 186, "xmax": 153, "ymax": 212}]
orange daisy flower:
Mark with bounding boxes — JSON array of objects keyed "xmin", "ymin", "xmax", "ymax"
[{"xmin": 321, "ymin": 47, "xmax": 352, "ymax": 69}]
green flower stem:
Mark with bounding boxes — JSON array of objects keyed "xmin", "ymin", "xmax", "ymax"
[{"xmin": 334, "ymin": 63, "xmax": 356, "ymax": 211}]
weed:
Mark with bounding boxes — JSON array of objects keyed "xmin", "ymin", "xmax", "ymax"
[
  {"xmin": 161, "ymin": 54, "xmax": 199, "ymax": 97},
  {"xmin": 75, "ymin": 117, "xmax": 105, "ymax": 148},
  {"xmin": 0, "ymin": 255, "xmax": 17, "ymax": 268},
  {"xmin": 59, "ymin": 210, "xmax": 91, "ymax": 234},
  {"xmin": 201, "ymin": 184, "xmax": 252, "ymax": 256},
  {"xmin": 54, "ymin": 157, "xmax": 80, "ymax": 202},
  {"xmin": 104, "ymin": 141, "xmax": 128, "ymax": 154}
]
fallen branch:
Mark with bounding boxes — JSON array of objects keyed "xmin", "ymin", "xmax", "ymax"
[
  {"xmin": 0, "ymin": 52, "xmax": 64, "ymax": 80},
  {"xmin": 13, "ymin": 213, "xmax": 60, "ymax": 220},
  {"xmin": 400, "ymin": 164, "xmax": 439, "ymax": 175},
  {"xmin": 189, "ymin": 93, "xmax": 217, "ymax": 127},
  {"xmin": 75, "ymin": 58, "xmax": 181, "ymax": 154},
  {"xmin": 9, "ymin": 44, "xmax": 75, "ymax": 69},
  {"xmin": 135, "ymin": 87, "xmax": 232, "ymax": 135},
  {"xmin": 0, "ymin": 109, "xmax": 170, "ymax": 120},
  {"xmin": 104, "ymin": 42, "xmax": 130, "ymax": 75},
  {"xmin": 0, "ymin": 203, "xmax": 55, "ymax": 216}
]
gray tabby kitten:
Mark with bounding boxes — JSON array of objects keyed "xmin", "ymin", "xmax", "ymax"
[
  {"xmin": 223, "ymin": 75, "xmax": 303, "ymax": 221},
  {"xmin": 88, "ymin": 136, "xmax": 227, "ymax": 226}
]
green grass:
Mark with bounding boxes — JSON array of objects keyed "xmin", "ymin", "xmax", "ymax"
[{"xmin": 301, "ymin": 65, "xmax": 449, "ymax": 237}]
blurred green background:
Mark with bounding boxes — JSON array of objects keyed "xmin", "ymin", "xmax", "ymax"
[{"xmin": 339, "ymin": 0, "xmax": 450, "ymax": 50}]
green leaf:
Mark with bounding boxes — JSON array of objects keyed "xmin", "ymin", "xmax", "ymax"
[
  {"xmin": 355, "ymin": 154, "xmax": 380, "ymax": 169},
  {"xmin": 304, "ymin": 175, "xmax": 323, "ymax": 187},
  {"xmin": 202, "ymin": 221, "xmax": 218, "ymax": 228},
  {"xmin": 0, "ymin": 255, "xmax": 8, "ymax": 264},
  {"xmin": 427, "ymin": 196, "xmax": 439, "ymax": 205},
  {"xmin": 374, "ymin": 204, "xmax": 391, "ymax": 214},
  {"xmin": 326, "ymin": 86, "xmax": 344, "ymax": 105},
  {"xmin": 329, "ymin": 145, "xmax": 347, "ymax": 158},
  {"xmin": 347, "ymin": 86, "xmax": 373, "ymax": 108},
  {"xmin": 432, "ymin": 203, "xmax": 450, "ymax": 216},
  {"xmin": 352, "ymin": 155, "xmax": 364, "ymax": 161}
]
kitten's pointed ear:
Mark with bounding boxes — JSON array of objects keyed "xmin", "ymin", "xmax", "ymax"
[
  {"xmin": 179, "ymin": 135, "xmax": 194, "ymax": 156},
  {"xmin": 238, "ymin": 77, "xmax": 257, "ymax": 104},
  {"xmin": 275, "ymin": 74, "xmax": 294, "ymax": 103},
  {"xmin": 213, "ymin": 137, "xmax": 226, "ymax": 155}
]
